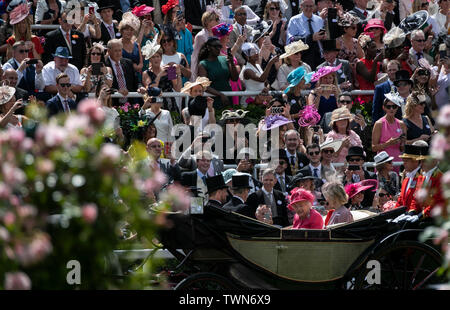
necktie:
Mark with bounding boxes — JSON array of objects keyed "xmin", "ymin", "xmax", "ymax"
[
  {"xmin": 290, "ymin": 156, "xmax": 295, "ymax": 166},
  {"xmin": 279, "ymin": 177, "xmax": 285, "ymax": 192},
  {"xmin": 202, "ymin": 175, "xmax": 207, "ymax": 185},
  {"xmin": 313, "ymin": 168, "xmax": 319, "ymax": 178},
  {"xmin": 66, "ymin": 32, "xmax": 71, "ymax": 49},
  {"xmin": 207, "ymin": 162, "xmax": 215, "ymax": 177},
  {"xmin": 417, "ymin": 52, "xmax": 423, "ymax": 60},
  {"xmin": 108, "ymin": 25, "xmax": 115, "ymax": 39},
  {"xmin": 63, "ymin": 99, "xmax": 71, "ymax": 114},
  {"xmin": 307, "ymin": 18, "xmax": 314, "ymax": 36},
  {"xmin": 363, "ymin": 11, "xmax": 368, "ymax": 18},
  {"xmin": 115, "ymin": 62, "xmax": 126, "ymax": 90}
]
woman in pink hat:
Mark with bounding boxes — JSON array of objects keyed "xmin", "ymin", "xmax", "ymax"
[
  {"xmin": 288, "ymin": 188, "xmax": 323, "ymax": 229},
  {"xmin": 364, "ymin": 19, "xmax": 387, "ymax": 52},
  {"xmin": 345, "ymin": 181, "xmax": 374, "ymax": 210}
]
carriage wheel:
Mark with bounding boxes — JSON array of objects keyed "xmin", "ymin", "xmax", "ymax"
[
  {"xmin": 174, "ymin": 272, "xmax": 236, "ymax": 290},
  {"xmin": 355, "ymin": 240, "xmax": 443, "ymax": 290}
]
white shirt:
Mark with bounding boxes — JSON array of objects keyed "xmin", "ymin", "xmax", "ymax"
[
  {"xmin": 42, "ymin": 61, "xmax": 81, "ymax": 86},
  {"xmin": 2, "ymin": 58, "xmax": 45, "ymax": 90},
  {"xmin": 406, "ymin": 166, "xmax": 421, "ymax": 193}
]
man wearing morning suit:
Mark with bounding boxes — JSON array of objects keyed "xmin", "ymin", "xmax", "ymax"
[
  {"xmin": 180, "ymin": 150, "xmax": 216, "ymax": 199},
  {"xmin": 223, "ymin": 174, "xmax": 253, "ymax": 216},
  {"xmin": 45, "ymin": 73, "xmax": 77, "ymax": 117},
  {"xmin": 245, "ymin": 168, "xmax": 289, "ymax": 227},
  {"xmin": 284, "ymin": 130, "xmax": 310, "ymax": 176},
  {"xmin": 43, "ymin": 10, "xmax": 87, "ymax": 71},
  {"xmin": 145, "ymin": 138, "xmax": 181, "ymax": 186},
  {"xmin": 204, "ymin": 174, "xmax": 229, "ymax": 209}
]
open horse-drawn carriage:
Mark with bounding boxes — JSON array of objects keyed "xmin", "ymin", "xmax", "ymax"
[{"xmin": 155, "ymin": 205, "xmax": 445, "ymax": 290}]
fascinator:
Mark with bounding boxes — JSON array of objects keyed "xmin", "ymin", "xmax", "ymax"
[
  {"xmin": 337, "ymin": 12, "xmax": 360, "ymax": 27},
  {"xmin": 251, "ymin": 20, "xmax": 273, "ymax": 43},
  {"xmin": 10, "ymin": 1, "xmax": 30, "ymax": 25},
  {"xmin": 384, "ymin": 86, "xmax": 404, "ymax": 107},
  {"xmin": 311, "ymin": 63, "xmax": 342, "ymax": 82},
  {"xmin": 261, "ymin": 115, "xmax": 293, "ymax": 131},
  {"xmin": 141, "ymin": 33, "xmax": 161, "ymax": 60},
  {"xmin": 162, "ymin": 0, "xmax": 179, "ymax": 15},
  {"xmin": 132, "ymin": 5, "xmax": 154, "ymax": 17},
  {"xmin": 241, "ymin": 42, "xmax": 260, "ymax": 57},
  {"xmin": 383, "ymin": 26, "xmax": 406, "ymax": 48},
  {"xmin": 284, "ymin": 66, "xmax": 314, "ymax": 94},
  {"xmin": 298, "ymin": 105, "xmax": 321, "ymax": 127},
  {"xmin": 211, "ymin": 23, "xmax": 233, "ymax": 38},
  {"xmin": 0, "ymin": 86, "xmax": 16, "ymax": 106},
  {"xmin": 220, "ymin": 109, "xmax": 249, "ymax": 121},
  {"xmin": 119, "ymin": 12, "xmax": 141, "ymax": 32},
  {"xmin": 358, "ymin": 33, "xmax": 373, "ymax": 49}
]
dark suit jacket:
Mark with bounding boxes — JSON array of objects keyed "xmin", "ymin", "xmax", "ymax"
[
  {"xmin": 372, "ymin": 81, "xmax": 402, "ymax": 123},
  {"xmin": 285, "ymin": 151, "xmax": 310, "ymax": 176},
  {"xmin": 184, "ymin": 0, "xmax": 214, "ymax": 27},
  {"xmin": 15, "ymin": 87, "xmax": 29, "ymax": 101},
  {"xmin": 43, "ymin": 29, "xmax": 87, "ymax": 71},
  {"xmin": 205, "ymin": 199, "xmax": 223, "ymax": 209},
  {"xmin": 180, "ymin": 170, "xmax": 197, "ymax": 188},
  {"xmin": 159, "ymin": 158, "xmax": 181, "ymax": 184},
  {"xmin": 274, "ymin": 174, "xmax": 292, "ymax": 194},
  {"xmin": 105, "ymin": 57, "xmax": 138, "ymax": 92},
  {"xmin": 317, "ymin": 59, "xmax": 352, "ymax": 86},
  {"xmin": 97, "ymin": 22, "xmax": 121, "ymax": 47},
  {"xmin": 245, "ymin": 189, "xmax": 289, "ymax": 227},
  {"xmin": 45, "ymin": 95, "xmax": 77, "ymax": 117},
  {"xmin": 222, "ymin": 196, "xmax": 250, "ymax": 216}
]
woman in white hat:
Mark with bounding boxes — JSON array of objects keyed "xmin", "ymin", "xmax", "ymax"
[
  {"xmin": 374, "ymin": 151, "xmax": 401, "ymax": 198},
  {"xmin": 272, "ymin": 40, "xmax": 311, "ymax": 91},
  {"xmin": 0, "ymin": 86, "xmax": 27, "ymax": 129},
  {"xmin": 326, "ymin": 106, "xmax": 363, "ymax": 163}
]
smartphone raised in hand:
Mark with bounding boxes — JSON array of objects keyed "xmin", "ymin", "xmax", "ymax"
[
  {"xmin": 167, "ymin": 66, "xmax": 177, "ymax": 80},
  {"xmin": 89, "ymin": 6, "xmax": 94, "ymax": 15},
  {"xmin": 92, "ymin": 62, "xmax": 103, "ymax": 75},
  {"xmin": 26, "ymin": 59, "xmax": 38, "ymax": 65}
]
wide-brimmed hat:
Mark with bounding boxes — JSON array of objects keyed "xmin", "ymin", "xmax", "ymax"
[
  {"xmin": 212, "ymin": 23, "xmax": 233, "ymax": 39},
  {"xmin": 320, "ymin": 138, "xmax": 343, "ymax": 153},
  {"xmin": 162, "ymin": 0, "xmax": 179, "ymax": 15},
  {"xmin": 141, "ymin": 34, "xmax": 161, "ymax": 60},
  {"xmin": 345, "ymin": 182, "xmax": 374, "ymax": 199},
  {"xmin": 261, "ymin": 115, "xmax": 293, "ymax": 131},
  {"xmin": 251, "ymin": 20, "xmax": 273, "ymax": 43},
  {"xmin": 290, "ymin": 172, "xmax": 317, "ymax": 187},
  {"xmin": 383, "ymin": 27, "xmax": 406, "ymax": 48},
  {"xmin": 384, "ymin": 87, "xmax": 403, "ymax": 107},
  {"xmin": 399, "ymin": 144, "xmax": 423, "ymax": 160},
  {"xmin": 205, "ymin": 175, "xmax": 228, "ymax": 194},
  {"xmin": 284, "ymin": 66, "xmax": 314, "ymax": 94},
  {"xmin": 220, "ymin": 109, "xmax": 249, "ymax": 121},
  {"xmin": 181, "ymin": 77, "xmax": 211, "ymax": 94},
  {"xmin": 52, "ymin": 46, "xmax": 72, "ymax": 59},
  {"xmin": 322, "ymin": 40, "xmax": 340, "ymax": 52},
  {"xmin": 311, "ymin": 63, "xmax": 342, "ymax": 82},
  {"xmin": 399, "ymin": 10, "xmax": 429, "ymax": 35},
  {"xmin": 119, "ymin": 12, "xmax": 141, "ymax": 32},
  {"xmin": 394, "ymin": 70, "xmax": 413, "ymax": 87},
  {"xmin": 231, "ymin": 174, "xmax": 252, "ymax": 190},
  {"xmin": 364, "ymin": 18, "xmax": 387, "ymax": 33},
  {"xmin": 97, "ymin": 0, "xmax": 115, "ymax": 13},
  {"xmin": 9, "ymin": 1, "xmax": 30, "ymax": 25},
  {"xmin": 329, "ymin": 106, "xmax": 352, "ymax": 127},
  {"xmin": 222, "ymin": 168, "xmax": 238, "ymax": 185},
  {"xmin": 280, "ymin": 40, "xmax": 309, "ymax": 59},
  {"xmin": 337, "ymin": 12, "xmax": 360, "ymax": 27},
  {"xmin": 132, "ymin": 4, "xmax": 154, "ymax": 17},
  {"xmin": 287, "ymin": 187, "xmax": 315, "ymax": 211},
  {"xmin": 241, "ymin": 42, "xmax": 260, "ymax": 58},
  {"xmin": 0, "ymin": 86, "xmax": 16, "ymax": 106},
  {"xmin": 346, "ymin": 146, "xmax": 366, "ymax": 161},
  {"xmin": 374, "ymin": 151, "xmax": 394, "ymax": 166}
]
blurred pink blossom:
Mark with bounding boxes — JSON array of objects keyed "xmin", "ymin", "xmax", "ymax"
[
  {"xmin": 99, "ymin": 143, "xmax": 122, "ymax": 163},
  {"xmin": 437, "ymin": 105, "xmax": 450, "ymax": 127},
  {"xmin": 7, "ymin": 127, "xmax": 25, "ymax": 145},
  {"xmin": 37, "ymin": 124, "xmax": 67, "ymax": 148},
  {"xmin": 2, "ymin": 162, "xmax": 26, "ymax": 185},
  {"xmin": 4, "ymin": 272, "xmax": 31, "ymax": 290},
  {"xmin": 0, "ymin": 182, "xmax": 11, "ymax": 199},
  {"xmin": 430, "ymin": 133, "xmax": 449, "ymax": 160},
  {"xmin": 134, "ymin": 104, "xmax": 140, "ymax": 109},
  {"xmin": 0, "ymin": 226, "xmax": 10, "ymax": 242},
  {"xmin": 28, "ymin": 234, "xmax": 53, "ymax": 262},
  {"xmin": 78, "ymin": 99, "xmax": 105, "ymax": 124},
  {"xmin": 443, "ymin": 171, "xmax": 450, "ymax": 185},
  {"xmin": 65, "ymin": 114, "xmax": 90, "ymax": 132},
  {"xmin": 122, "ymin": 106, "xmax": 129, "ymax": 113},
  {"xmin": 415, "ymin": 188, "xmax": 428, "ymax": 203},
  {"xmin": 3, "ymin": 212, "xmax": 16, "ymax": 226},
  {"xmin": 37, "ymin": 159, "xmax": 55, "ymax": 175},
  {"xmin": 16, "ymin": 205, "xmax": 38, "ymax": 218},
  {"xmin": 9, "ymin": 195, "xmax": 20, "ymax": 207},
  {"xmin": 166, "ymin": 184, "xmax": 190, "ymax": 212},
  {"xmin": 21, "ymin": 138, "xmax": 34, "ymax": 151},
  {"xmin": 82, "ymin": 203, "xmax": 98, "ymax": 224}
]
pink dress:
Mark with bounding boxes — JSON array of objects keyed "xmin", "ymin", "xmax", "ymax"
[
  {"xmin": 292, "ymin": 209, "xmax": 324, "ymax": 229},
  {"xmin": 379, "ymin": 117, "xmax": 403, "ymax": 162},
  {"xmin": 327, "ymin": 130, "xmax": 363, "ymax": 163}
]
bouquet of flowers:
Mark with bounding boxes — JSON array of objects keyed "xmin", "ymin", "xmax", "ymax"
[{"xmin": 117, "ymin": 102, "xmax": 149, "ymax": 145}]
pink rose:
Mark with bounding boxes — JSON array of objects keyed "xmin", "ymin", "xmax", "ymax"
[
  {"xmin": 3, "ymin": 211, "xmax": 16, "ymax": 226},
  {"xmin": 65, "ymin": 114, "xmax": 90, "ymax": 132},
  {"xmin": 78, "ymin": 99, "xmax": 105, "ymax": 124},
  {"xmin": 28, "ymin": 234, "xmax": 53, "ymax": 262},
  {"xmin": 442, "ymin": 171, "xmax": 450, "ymax": 185},
  {"xmin": 437, "ymin": 105, "xmax": 450, "ymax": 127},
  {"xmin": 21, "ymin": 138, "xmax": 34, "ymax": 151},
  {"xmin": 134, "ymin": 104, "xmax": 140, "ymax": 109},
  {"xmin": 99, "ymin": 143, "xmax": 121, "ymax": 163},
  {"xmin": 4, "ymin": 272, "xmax": 31, "ymax": 290},
  {"xmin": 2, "ymin": 163, "xmax": 26, "ymax": 185},
  {"xmin": 430, "ymin": 133, "xmax": 449, "ymax": 160},
  {"xmin": 16, "ymin": 205, "xmax": 38, "ymax": 218},
  {"xmin": 122, "ymin": 106, "xmax": 129, "ymax": 113},
  {"xmin": 0, "ymin": 226, "xmax": 10, "ymax": 242},
  {"xmin": 82, "ymin": 203, "xmax": 98, "ymax": 224},
  {"xmin": 7, "ymin": 127, "xmax": 25, "ymax": 145},
  {"xmin": 37, "ymin": 159, "xmax": 55, "ymax": 175},
  {"xmin": 0, "ymin": 182, "xmax": 11, "ymax": 199}
]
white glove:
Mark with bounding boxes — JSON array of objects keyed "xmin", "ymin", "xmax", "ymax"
[
  {"xmin": 406, "ymin": 215, "xmax": 419, "ymax": 223},
  {"xmin": 393, "ymin": 213, "xmax": 408, "ymax": 223}
]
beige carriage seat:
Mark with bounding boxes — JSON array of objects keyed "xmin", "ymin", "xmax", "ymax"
[{"xmin": 322, "ymin": 210, "xmax": 379, "ymax": 229}]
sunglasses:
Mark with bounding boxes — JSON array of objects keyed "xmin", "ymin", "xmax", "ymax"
[
  {"xmin": 270, "ymin": 7, "xmax": 280, "ymax": 11},
  {"xmin": 417, "ymin": 70, "xmax": 430, "ymax": 76},
  {"xmin": 319, "ymin": 200, "xmax": 330, "ymax": 206},
  {"xmin": 59, "ymin": 83, "xmax": 72, "ymax": 87},
  {"xmin": 348, "ymin": 157, "xmax": 362, "ymax": 162},
  {"xmin": 384, "ymin": 104, "xmax": 398, "ymax": 109},
  {"xmin": 322, "ymin": 149, "xmax": 334, "ymax": 154},
  {"xmin": 91, "ymin": 52, "xmax": 102, "ymax": 56},
  {"xmin": 339, "ymin": 100, "xmax": 352, "ymax": 104},
  {"xmin": 309, "ymin": 151, "xmax": 320, "ymax": 156},
  {"xmin": 421, "ymin": 2, "xmax": 429, "ymax": 7},
  {"xmin": 236, "ymin": 12, "xmax": 247, "ymax": 16},
  {"xmin": 397, "ymin": 82, "xmax": 410, "ymax": 87},
  {"xmin": 160, "ymin": 39, "xmax": 172, "ymax": 44},
  {"xmin": 414, "ymin": 39, "xmax": 426, "ymax": 42},
  {"xmin": 378, "ymin": 193, "xmax": 390, "ymax": 198},
  {"xmin": 19, "ymin": 49, "xmax": 30, "ymax": 53}
]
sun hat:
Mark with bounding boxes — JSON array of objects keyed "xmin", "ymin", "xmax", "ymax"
[
  {"xmin": 287, "ymin": 187, "xmax": 315, "ymax": 211},
  {"xmin": 329, "ymin": 106, "xmax": 352, "ymax": 127},
  {"xmin": 211, "ymin": 23, "xmax": 233, "ymax": 39},
  {"xmin": 320, "ymin": 138, "xmax": 343, "ymax": 153},
  {"xmin": 132, "ymin": 5, "xmax": 154, "ymax": 17},
  {"xmin": 261, "ymin": 115, "xmax": 293, "ymax": 131},
  {"xmin": 364, "ymin": 18, "xmax": 387, "ymax": 34},
  {"xmin": 0, "ymin": 86, "xmax": 16, "ymax": 106},
  {"xmin": 384, "ymin": 86, "xmax": 404, "ymax": 107},
  {"xmin": 220, "ymin": 109, "xmax": 249, "ymax": 121},
  {"xmin": 399, "ymin": 144, "xmax": 423, "ymax": 160},
  {"xmin": 284, "ymin": 66, "xmax": 314, "ymax": 94},
  {"xmin": 337, "ymin": 12, "xmax": 360, "ymax": 27},
  {"xmin": 9, "ymin": 1, "xmax": 30, "ymax": 25},
  {"xmin": 280, "ymin": 40, "xmax": 309, "ymax": 59},
  {"xmin": 383, "ymin": 26, "xmax": 406, "ymax": 48},
  {"xmin": 162, "ymin": 0, "xmax": 179, "ymax": 15},
  {"xmin": 374, "ymin": 151, "xmax": 394, "ymax": 167},
  {"xmin": 345, "ymin": 182, "xmax": 374, "ymax": 199},
  {"xmin": 181, "ymin": 77, "xmax": 212, "ymax": 94},
  {"xmin": 251, "ymin": 20, "xmax": 273, "ymax": 44},
  {"xmin": 52, "ymin": 46, "xmax": 73, "ymax": 59},
  {"xmin": 222, "ymin": 168, "xmax": 238, "ymax": 185},
  {"xmin": 141, "ymin": 34, "xmax": 161, "ymax": 60},
  {"xmin": 311, "ymin": 63, "xmax": 342, "ymax": 82}
]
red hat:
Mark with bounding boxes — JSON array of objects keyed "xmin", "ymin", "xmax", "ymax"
[
  {"xmin": 344, "ymin": 182, "xmax": 374, "ymax": 199},
  {"xmin": 132, "ymin": 5, "xmax": 154, "ymax": 17},
  {"xmin": 364, "ymin": 18, "xmax": 387, "ymax": 34},
  {"xmin": 287, "ymin": 188, "xmax": 315, "ymax": 211},
  {"xmin": 162, "ymin": 0, "xmax": 179, "ymax": 15}
]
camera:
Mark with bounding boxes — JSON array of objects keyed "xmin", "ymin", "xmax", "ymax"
[
  {"xmin": 147, "ymin": 86, "xmax": 162, "ymax": 97},
  {"xmin": 275, "ymin": 47, "xmax": 283, "ymax": 56},
  {"xmin": 91, "ymin": 62, "xmax": 103, "ymax": 75},
  {"xmin": 26, "ymin": 59, "xmax": 38, "ymax": 65},
  {"xmin": 348, "ymin": 165, "xmax": 360, "ymax": 171},
  {"xmin": 355, "ymin": 109, "xmax": 362, "ymax": 115},
  {"xmin": 151, "ymin": 96, "xmax": 163, "ymax": 103},
  {"xmin": 312, "ymin": 125, "xmax": 320, "ymax": 132}
]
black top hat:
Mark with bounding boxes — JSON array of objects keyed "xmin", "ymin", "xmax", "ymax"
[
  {"xmin": 399, "ymin": 144, "xmax": 423, "ymax": 160},
  {"xmin": 97, "ymin": 0, "xmax": 116, "ymax": 13},
  {"xmin": 394, "ymin": 70, "xmax": 413, "ymax": 86},
  {"xmin": 231, "ymin": 174, "xmax": 252, "ymax": 190},
  {"xmin": 206, "ymin": 175, "xmax": 228, "ymax": 194},
  {"xmin": 322, "ymin": 40, "xmax": 340, "ymax": 52},
  {"xmin": 346, "ymin": 146, "xmax": 366, "ymax": 161}
]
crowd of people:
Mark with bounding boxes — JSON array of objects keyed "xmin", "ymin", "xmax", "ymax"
[{"xmin": 0, "ymin": 0, "xmax": 448, "ymax": 229}]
